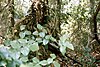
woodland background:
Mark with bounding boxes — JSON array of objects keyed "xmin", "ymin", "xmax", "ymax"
[{"xmin": 0, "ymin": 0, "xmax": 100, "ymax": 67}]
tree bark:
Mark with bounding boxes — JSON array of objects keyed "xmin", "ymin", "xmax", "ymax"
[
  {"xmin": 8, "ymin": 0, "xmax": 15, "ymax": 27},
  {"xmin": 93, "ymin": 1, "xmax": 100, "ymax": 44},
  {"xmin": 57, "ymin": 0, "xmax": 61, "ymax": 32}
]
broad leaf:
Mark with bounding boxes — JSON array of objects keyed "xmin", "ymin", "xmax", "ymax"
[
  {"xmin": 60, "ymin": 46, "xmax": 66, "ymax": 55},
  {"xmin": 37, "ymin": 24, "xmax": 43, "ymax": 30},
  {"xmin": 47, "ymin": 58, "xmax": 53, "ymax": 64},
  {"xmin": 21, "ymin": 47, "xmax": 29, "ymax": 56},
  {"xmin": 0, "ymin": 61, "xmax": 7, "ymax": 66},
  {"xmin": 10, "ymin": 40, "xmax": 21, "ymax": 49},
  {"xmin": 32, "ymin": 36, "xmax": 35, "ymax": 40},
  {"xmin": 39, "ymin": 32, "xmax": 45, "ymax": 38},
  {"xmin": 6, "ymin": 61, "xmax": 16, "ymax": 67},
  {"xmin": 0, "ymin": 47, "xmax": 9, "ymax": 58},
  {"xmin": 20, "ymin": 25, "xmax": 26, "ymax": 31},
  {"xmin": 32, "ymin": 57, "xmax": 39, "ymax": 64},
  {"xmin": 60, "ymin": 34, "xmax": 68, "ymax": 42},
  {"xmin": 45, "ymin": 35, "xmax": 51, "ymax": 40},
  {"xmin": 43, "ymin": 39, "xmax": 49, "ymax": 45},
  {"xmin": 27, "ymin": 63, "xmax": 34, "ymax": 67},
  {"xmin": 24, "ymin": 31, "xmax": 31, "ymax": 35},
  {"xmin": 36, "ymin": 38, "xmax": 42, "ymax": 43},
  {"xmin": 20, "ymin": 57, "xmax": 28, "ymax": 62},
  {"xmin": 39, "ymin": 60, "xmax": 48, "ymax": 66},
  {"xmin": 33, "ymin": 31, "xmax": 38, "ymax": 36},
  {"xmin": 4, "ymin": 39, "xmax": 10, "ymax": 46},
  {"xmin": 28, "ymin": 40, "xmax": 35, "ymax": 44},
  {"xmin": 10, "ymin": 52, "xmax": 20, "ymax": 60},
  {"xmin": 50, "ymin": 37, "xmax": 56, "ymax": 42},
  {"xmin": 18, "ymin": 39, "xmax": 27, "ymax": 44},
  {"xmin": 20, "ymin": 64, "xmax": 29, "ymax": 67},
  {"xmin": 58, "ymin": 40, "xmax": 63, "ymax": 46},
  {"xmin": 14, "ymin": 60, "xmax": 22, "ymax": 65},
  {"xmin": 19, "ymin": 32, "xmax": 25, "ymax": 38},
  {"xmin": 34, "ymin": 64, "xmax": 42, "ymax": 67},
  {"xmin": 53, "ymin": 61, "xmax": 60, "ymax": 67},
  {"xmin": 64, "ymin": 41, "xmax": 74, "ymax": 50},
  {"xmin": 50, "ymin": 54, "xmax": 56, "ymax": 59},
  {"xmin": 29, "ymin": 42, "xmax": 39, "ymax": 52}
]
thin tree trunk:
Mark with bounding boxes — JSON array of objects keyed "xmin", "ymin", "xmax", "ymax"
[
  {"xmin": 9, "ymin": 0, "xmax": 15, "ymax": 27},
  {"xmin": 8, "ymin": 0, "xmax": 15, "ymax": 35},
  {"xmin": 93, "ymin": 1, "xmax": 100, "ymax": 44},
  {"xmin": 90, "ymin": 0, "xmax": 94, "ymax": 35},
  {"xmin": 57, "ymin": 0, "xmax": 61, "ymax": 32}
]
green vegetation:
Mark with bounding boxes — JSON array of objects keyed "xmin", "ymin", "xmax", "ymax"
[
  {"xmin": 0, "ymin": 0, "xmax": 100, "ymax": 67},
  {"xmin": 0, "ymin": 24, "xmax": 74, "ymax": 67}
]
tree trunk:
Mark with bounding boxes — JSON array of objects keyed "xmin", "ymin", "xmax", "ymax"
[{"xmin": 8, "ymin": 0, "xmax": 15, "ymax": 27}]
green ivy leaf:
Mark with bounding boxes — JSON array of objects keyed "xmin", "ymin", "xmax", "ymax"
[
  {"xmin": 24, "ymin": 31, "xmax": 31, "ymax": 35},
  {"xmin": 45, "ymin": 35, "xmax": 51, "ymax": 40},
  {"xmin": 10, "ymin": 52, "xmax": 20, "ymax": 60},
  {"xmin": 0, "ymin": 61, "xmax": 7, "ymax": 66},
  {"xmin": 34, "ymin": 64, "xmax": 42, "ymax": 67},
  {"xmin": 53, "ymin": 61, "xmax": 60, "ymax": 67},
  {"xmin": 43, "ymin": 39, "xmax": 49, "ymax": 45},
  {"xmin": 39, "ymin": 32, "xmax": 45, "ymax": 38},
  {"xmin": 20, "ymin": 25, "xmax": 26, "ymax": 31},
  {"xmin": 4, "ymin": 39, "xmax": 10, "ymax": 46},
  {"xmin": 36, "ymin": 38, "xmax": 42, "ymax": 43},
  {"xmin": 32, "ymin": 36, "xmax": 35, "ymax": 40},
  {"xmin": 6, "ymin": 61, "xmax": 17, "ymax": 67},
  {"xmin": 27, "ymin": 63, "xmax": 34, "ymax": 67},
  {"xmin": 60, "ymin": 46, "xmax": 66, "ymax": 55},
  {"xmin": 0, "ymin": 47, "xmax": 9, "ymax": 59},
  {"xmin": 20, "ymin": 57, "xmax": 28, "ymax": 62},
  {"xmin": 64, "ymin": 41, "xmax": 74, "ymax": 50},
  {"xmin": 21, "ymin": 47, "xmax": 29, "ymax": 56},
  {"xmin": 19, "ymin": 32, "xmax": 25, "ymax": 38},
  {"xmin": 20, "ymin": 64, "xmax": 29, "ymax": 67},
  {"xmin": 29, "ymin": 42, "xmax": 39, "ymax": 52},
  {"xmin": 18, "ymin": 39, "xmax": 27, "ymax": 44},
  {"xmin": 50, "ymin": 54, "xmax": 56, "ymax": 59},
  {"xmin": 47, "ymin": 58, "xmax": 53, "ymax": 64},
  {"xmin": 39, "ymin": 60, "xmax": 48, "ymax": 66},
  {"xmin": 14, "ymin": 60, "xmax": 22, "ymax": 65},
  {"xmin": 50, "ymin": 37, "xmax": 56, "ymax": 42},
  {"xmin": 37, "ymin": 24, "xmax": 43, "ymax": 30},
  {"xmin": 60, "ymin": 34, "xmax": 68, "ymax": 42},
  {"xmin": 10, "ymin": 40, "xmax": 21, "ymax": 49},
  {"xmin": 32, "ymin": 57, "xmax": 39, "ymax": 64},
  {"xmin": 28, "ymin": 40, "xmax": 35, "ymax": 44},
  {"xmin": 20, "ymin": 63, "xmax": 34, "ymax": 67},
  {"xmin": 33, "ymin": 31, "xmax": 38, "ymax": 36},
  {"xmin": 58, "ymin": 40, "xmax": 63, "ymax": 46}
]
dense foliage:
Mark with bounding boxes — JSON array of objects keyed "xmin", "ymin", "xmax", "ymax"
[
  {"xmin": 0, "ymin": 24, "xmax": 74, "ymax": 67},
  {"xmin": 0, "ymin": 0, "xmax": 100, "ymax": 67}
]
